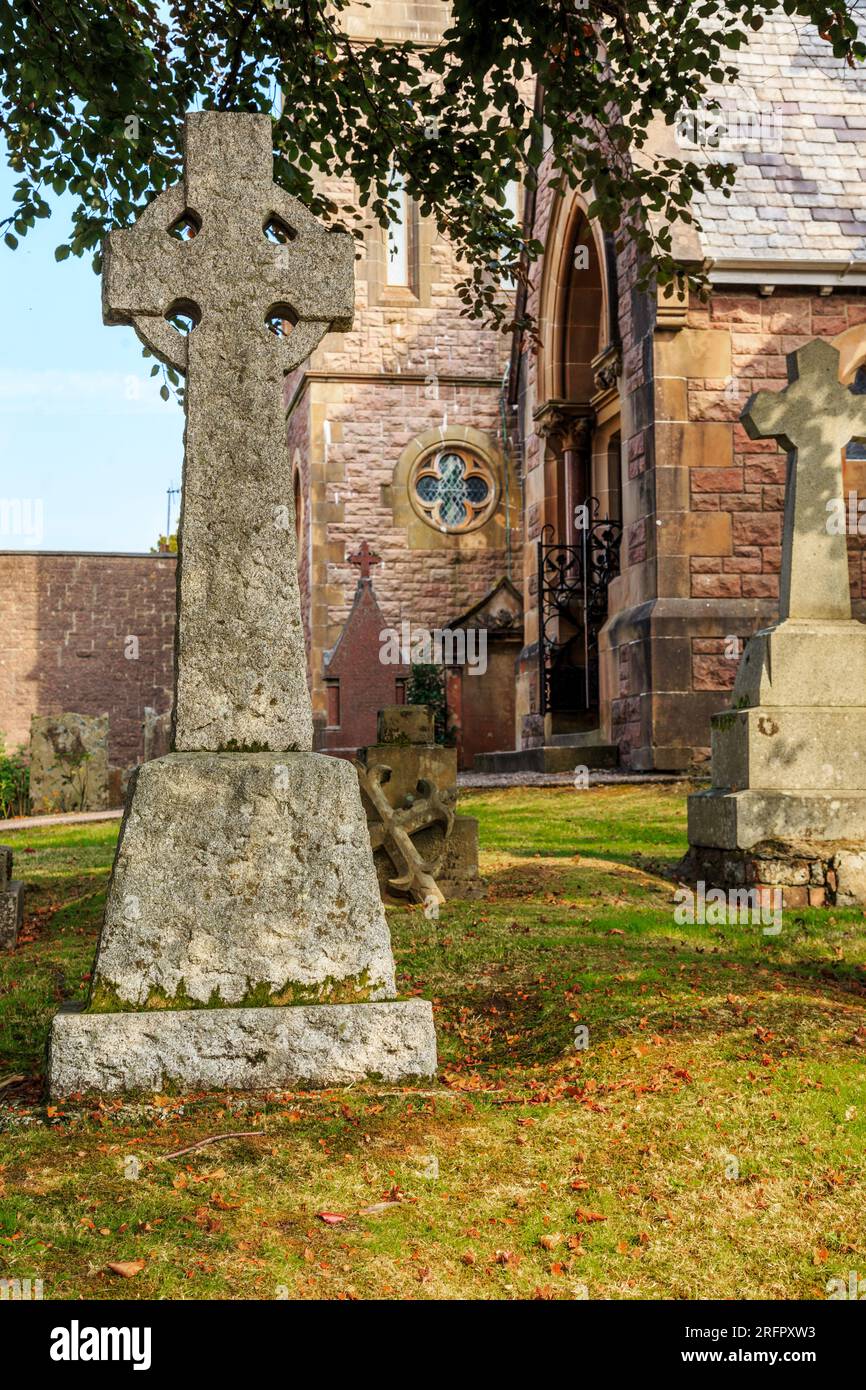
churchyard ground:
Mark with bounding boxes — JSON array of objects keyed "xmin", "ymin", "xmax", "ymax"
[{"xmin": 1, "ymin": 783, "xmax": 865, "ymax": 1301}]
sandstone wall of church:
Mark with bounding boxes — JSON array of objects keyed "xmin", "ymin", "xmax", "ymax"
[
  {"xmin": 513, "ymin": 138, "xmax": 866, "ymax": 769},
  {"xmin": 682, "ymin": 290, "xmax": 866, "ymax": 619},
  {"xmin": 286, "ymin": 169, "xmax": 518, "ymax": 730}
]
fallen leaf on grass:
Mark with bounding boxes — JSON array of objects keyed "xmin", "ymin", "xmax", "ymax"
[
  {"xmin": 317, "ymin": 1212, "xmax": 347, "ymax": 1225},
  {"xmin": 575, "ymin": 1209, "xmax": 606, "ymax": 1223},
  {"xmin": 106, "ymin": 1260, "xmax": 145, "ymax": 1278},
  {"xmin": 539, "ymin": 1233, "xmax": 563, "ymax": 1251}
]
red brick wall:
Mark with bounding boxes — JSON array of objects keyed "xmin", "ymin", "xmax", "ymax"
[{"xmin": 0, "ymin": 552, "xmax": 176, "ymax": 768}]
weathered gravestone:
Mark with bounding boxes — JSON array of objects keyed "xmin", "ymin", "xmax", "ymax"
[
  {"xmin": 356, "ymin": 706, "xmax": 483, "ymax": 904},
  {"xmin": 0, "ymin": 846, "xmax": 24, "ymax": 951},
  {"xmin": 684, "ymin": 337, "xmax": 866, "ymax": 905},
  {"xmin": 29, "ymin": 714, "xmax": 110, "ymax": 814},
  {"xmin": 48, "ymin": 113, "xmax": 437, "ymax": 1095}
]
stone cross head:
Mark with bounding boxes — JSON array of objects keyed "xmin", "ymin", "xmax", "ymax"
[
  {"xmin": 100, "ymin": 112, "xmax": 355, "ymax": 755},
  {"xmin": 742, "ymin": 338, "xmax": 866, "ymax": 623},
  {"xmin": 349, "ymin": 539, "xmax": 382, "ymax": 582},
  {"xmin": 102, "ymin": 111, "xmax": 354, "ymax": 375}
]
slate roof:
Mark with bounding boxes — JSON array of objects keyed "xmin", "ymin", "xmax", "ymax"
[{"xmin": 684, "ymin": 14, "xmax": 866, "ymax": 278}]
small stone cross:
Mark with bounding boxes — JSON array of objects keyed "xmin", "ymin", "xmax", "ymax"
[
  {"xmin": 349, "ymin": 539, "xmax": 382, "ymax": 582},
  {"xmin": 742, "ymin": 338, "xmax": 866, "ymax": 622},
  {"xmin": 103, "ymin": 112, "xmax": 354, "ymax": 751}
]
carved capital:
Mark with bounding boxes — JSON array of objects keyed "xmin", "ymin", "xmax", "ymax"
[{"xmin": 533, "ymin": 399, "xmax": 594, "ymax": 453}]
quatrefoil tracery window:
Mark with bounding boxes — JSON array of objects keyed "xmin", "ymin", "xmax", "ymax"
[{"xmin": 409, "ymin": 446, "xmax": 498, "ymax": 533}]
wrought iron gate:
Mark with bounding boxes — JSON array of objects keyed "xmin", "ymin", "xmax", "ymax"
[{"xmin": 537, "ymin": 500, "xmax": 623, "ymax": 717}]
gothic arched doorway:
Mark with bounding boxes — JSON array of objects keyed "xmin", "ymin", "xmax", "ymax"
[{"xmin": 533, "ymin": 203, "xmax": 623, "ymax": 733}]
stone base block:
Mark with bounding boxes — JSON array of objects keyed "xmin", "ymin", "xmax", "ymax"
[
  {"xmin": 48, "ymin": 999, "xmax": 437, "ymax": 1098},
  {"xmin": 29, "ymin": 712, "xmax": 110, "ymax": 815},
  {"xmin": 678, "ymin": 843, "xmax": 845, "ymax": 908},
  {"xmin": 687, "ymin": 787, "xmax": 866, "ymax": 851},
  {"xmin": 734, "ymin": 620, "xmax": 866, "ymax": 709},
  {"xmin": 679, "ymin": 841, "xmax": 866, "ymax": 907},
  {"xmin": 472, "ymin": 743, "xmax": 618, "ymax": 774},
  {"xmin": 0, "ymin": 882, "xmax": 24, "ymax": 950},
  {"xmin": 711, "ymin": 706, "xmax": 866, "ymax": 792}
]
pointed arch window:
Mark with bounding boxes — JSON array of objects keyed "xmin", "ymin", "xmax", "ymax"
[{"xmin": 385, "ymin": 172, "xmax": 410, "ymax": 287}]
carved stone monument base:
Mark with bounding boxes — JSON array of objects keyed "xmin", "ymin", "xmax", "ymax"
[
  {"xmin": 678, "ymin": 838, "xmax": 866, "ymax": 908},
  {"xmin": 685, "ymin": 616, "xmax": 866, "ymax": 906},
  {"xmin": 47, "ymin": 750, "xmax": 437, "ymax": 1096},
  {"xmin": 357, "ymin": 705, "xmax": 484, "ymax": 904},
  {"xmin": 49, "ymin": 999, "xmax": 436, "ymax": 1097}
]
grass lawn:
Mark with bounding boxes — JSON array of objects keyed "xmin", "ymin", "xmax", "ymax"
[{"xmin": 1, "ymin": 782, "xmax": 865, "ymax": 1301}]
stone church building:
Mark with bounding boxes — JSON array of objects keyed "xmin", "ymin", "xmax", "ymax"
[
  {"xmin": 2, "ymin": 8, "xmax": 866, "ymax": 782},
  {"xmin": 286, "ymin": 0, "xmax": 521, "ymax": 769},
  {"xmin": 495, "ymin": 13, "xmax": 866, "ymax": 774}
]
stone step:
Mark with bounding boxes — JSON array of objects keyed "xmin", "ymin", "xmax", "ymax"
[
  {"xmin": 472, "ymin": 744, "xmax": 619, "ymax": 775},
  {"xmin": 547, "ymin": 730, "xmax": 608, "ymax": 748}
]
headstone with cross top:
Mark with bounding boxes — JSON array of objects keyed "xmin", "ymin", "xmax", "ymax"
[
  {"xmin": 47, "ymin": 110, "xmax": 439, "ymax": 1100},
  {"xmin": 103, "ymin": 112, "xmax": 354, "ymax": 752},
  {"xmin": 742, "ymin": 338, "xmax": 866, "ymax": 623}
]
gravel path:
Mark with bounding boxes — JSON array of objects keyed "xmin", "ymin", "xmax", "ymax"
[
  {"xmin": 0, "ymin": 807, "xmax": 124, "ymax": 832},
  {"xmin": 458, "ymin": 770, "xmax": 699, "ymax": 789}
]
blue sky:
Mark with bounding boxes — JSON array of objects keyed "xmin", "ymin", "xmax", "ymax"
[{"xmin": 0, "ymin": 156, "xmax": 185, "ymax": 553}]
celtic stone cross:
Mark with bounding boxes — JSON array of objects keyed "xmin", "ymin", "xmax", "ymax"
[
  {"xmin": 742, "ymin": 339, "xmax": 866, "ymax": 622},
  {"xmin": 103, "ymin": 112, "xmax": 354, "ymax": 751}
]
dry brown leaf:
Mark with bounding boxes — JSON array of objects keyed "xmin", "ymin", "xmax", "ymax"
[{"xmin": 106, "ymin": 1260, "xmax": 145, "ymax": 1278}]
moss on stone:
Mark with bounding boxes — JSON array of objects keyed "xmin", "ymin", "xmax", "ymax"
[
  {"xmin": 86, "ymin": 968, "xmax": 386, "ymax": 1014},
  {"xmin": 217, "ymin": 739, "xmax": 273, "ymax": 753}
]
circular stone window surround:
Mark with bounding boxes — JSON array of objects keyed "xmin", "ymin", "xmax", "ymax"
[{"xmin": 407, "ymin": 439, "xmax": 500, "ymax": 534}]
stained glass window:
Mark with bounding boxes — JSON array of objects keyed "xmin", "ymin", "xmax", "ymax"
[{"xmin": 410, "ymin": 446, "xmax": 497, "ymax": 532}]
